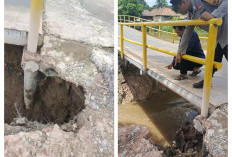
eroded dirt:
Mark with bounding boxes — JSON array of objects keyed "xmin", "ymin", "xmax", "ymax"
[
  {"xmin": 4, "ymin": 44, "xmax": 114, "ymax": 156},
  {"xmin": 118, "ymin": 57, "xmax": 163, "ymax": 104},
  {"xmin": 5, "ymin": 44, "xmax": 85, "ymax": 124}
]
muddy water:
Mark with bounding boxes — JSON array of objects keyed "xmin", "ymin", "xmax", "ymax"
[{"xmin": 118, "ymin": 90, "xmax": 199, "ymax": 146}]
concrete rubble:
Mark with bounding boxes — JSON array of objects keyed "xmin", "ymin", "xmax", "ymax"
[{"xmin": 193, "ymin": 104, "xmax": 228, "ymax": 157}]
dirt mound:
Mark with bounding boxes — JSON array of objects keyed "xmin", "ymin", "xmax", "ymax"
[
  {"xmin": 5, "ymin": 44, "xmax": 85, "ymax": 124},
  {"xmin": 118, "ymin": 125, "xmax": 163, "ymax": 157}
]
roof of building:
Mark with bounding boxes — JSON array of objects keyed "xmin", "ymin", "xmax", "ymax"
[{"xmin": 142, "ymin": 7, "xmax": 178, "ymax": 17}]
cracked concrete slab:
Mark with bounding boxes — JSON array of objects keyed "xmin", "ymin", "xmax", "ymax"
[{"xmin": 43, "ymin": 0, "xmax": 113, "ymax": 47}]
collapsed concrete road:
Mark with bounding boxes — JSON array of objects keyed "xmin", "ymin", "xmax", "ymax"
[{"xmin": 4, "ymin": 0, "xmax": 114, "ymax": 156}]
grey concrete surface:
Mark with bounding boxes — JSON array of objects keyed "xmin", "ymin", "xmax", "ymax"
[
  {"xmin": 43, "ymin": 0, "xmax": 113, "ymax": 47},
  {"xmin": 4, "ymin": 2, "xmax": 42, "ymax": 45},
  {"xmin": 119, "ymin": 26, "xmax": 228, "ymax": 108},
  {"xmin": 5, "ymin": 4, "xmax": 31, "ymax": 32},
  {"xmin": 4, "ymin": 0, "xmax": 113, "ymax": 47}
]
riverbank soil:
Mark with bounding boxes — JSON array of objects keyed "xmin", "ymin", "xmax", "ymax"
[{"xmin": 118, "ymin": 58, "xmax": 164, "ymax": 104}]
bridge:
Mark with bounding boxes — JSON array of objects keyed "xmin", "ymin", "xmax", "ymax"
[{"xmin": 118, "ymin": 15, "xmax": 228, "ymax": 117}]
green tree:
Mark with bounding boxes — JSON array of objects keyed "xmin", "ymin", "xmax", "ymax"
[
  {"xmin": 118, "ymin": 0, "xmax": 146, "ymax": 17},
  {"xmin": 151, "ymin": 0, "xmax": 168, "ymax": 9},
  {"xmin": 138, "ymin": 0, "xmax": 150, "ymax": 10}
]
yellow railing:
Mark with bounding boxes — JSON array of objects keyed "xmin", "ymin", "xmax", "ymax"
[
  {"xmin": 118, "ymin": 18, "xmax": 222, "ymax": 117},
  {"xmin": 118, "ymin": 15, "xmax": 208, "ymax": 43}
]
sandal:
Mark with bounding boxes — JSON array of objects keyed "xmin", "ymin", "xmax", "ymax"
[
  {"xmin": 189, "ymin": 70, "xmax": 201, "ymax": 76},
  {"xmin": 174, "ymin": 74, "xmax": 188, "ymax": 80}
]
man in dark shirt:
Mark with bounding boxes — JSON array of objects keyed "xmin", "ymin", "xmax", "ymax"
[
  {"xmin": 170, "ymin": 0, "xmax": 227, "ymax": 88},
  {"xmin": 166, "ymin": 26, "xmax": 205, "ymax": 80}
]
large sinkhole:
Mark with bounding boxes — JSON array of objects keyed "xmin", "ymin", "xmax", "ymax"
[{"xmin": 4, "ymin": 44, "xmax": 86, "ymax": 124}]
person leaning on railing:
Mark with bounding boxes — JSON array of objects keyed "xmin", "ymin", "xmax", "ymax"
[
  {"xmin": 170, "ymin": 0, "xmax": 228, "ymax": 88},
  {"xmin": 166, "ymin": 26, "xmax": 205, "ymax": 80}
]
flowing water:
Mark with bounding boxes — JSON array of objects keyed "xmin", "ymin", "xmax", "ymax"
[{"xmin": 118, "ymin": 89, "xmax": 199, "ymax": 146}]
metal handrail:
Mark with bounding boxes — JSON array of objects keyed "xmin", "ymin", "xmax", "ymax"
[
  {"xmin": 118, "ymin": 15, "xmax": 209, "ymax": 42},
  {"xmin": 118, "ymin": 17, "xmax": 222, "ymax": 117}
]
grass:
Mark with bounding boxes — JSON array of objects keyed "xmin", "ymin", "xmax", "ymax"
[{"xmin": 160, "ymin": 25, "xmax": 208, "ymax": 37}]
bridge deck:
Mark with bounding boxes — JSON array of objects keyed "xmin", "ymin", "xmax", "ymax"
[{"xmin": 119, "ymin": 26, "xmax": 228, "ymax": 109}]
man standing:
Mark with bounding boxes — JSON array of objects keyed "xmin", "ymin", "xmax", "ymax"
[
  {"xmin": 170, "ymin": 0, "xmax": 228, "ymax": 88},
  {"xmin": 166, "ymin": 26, "xmax": 205, "ymax": 80}
]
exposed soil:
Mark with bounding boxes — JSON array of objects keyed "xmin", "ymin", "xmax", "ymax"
[
  {"xmin": 4, "ymin": 42, "xmax": 114, "ymax": 156},
  {"xmin": 5, "ymin": 44, "xmax": 85, "ymax": 124},
  {"xmin": 118, "ymin": 56, "xmax": 164, "ymax": 104}
]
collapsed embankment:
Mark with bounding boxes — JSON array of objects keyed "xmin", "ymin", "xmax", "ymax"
[
  {"xmin": 5, "ymin": 45, "xmax": 85, "ymax": 125},
  {"xmin": 4, "ymin": 43, "xmax": 114, "ymax": 157},
  {"xmin": 118, "ymin": 58, "xmax": 227, "ymax": 157}
]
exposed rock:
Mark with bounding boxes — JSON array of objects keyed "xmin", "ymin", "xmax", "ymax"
[
  {"xmin": 202, "ymin": 105, "xmax": 228, "ymax": 157},
  {"xmin": 193, "ymin": 118, "xmax": 204, "ymax": 133},
  {"xmin": 14, "ymin": 117, "xmax": 28, "ymax": 126},
  {"xmin": 118, "ymin": 125, "xmax": 163, "ymax": 157}
]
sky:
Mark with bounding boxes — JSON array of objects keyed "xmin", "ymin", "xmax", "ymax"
[{"xmin": 145, "ymin": 0, "xmax": 171, "ymax": 7}]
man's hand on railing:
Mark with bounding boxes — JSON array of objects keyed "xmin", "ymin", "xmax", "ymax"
[
  {"xmin": 166, "ymin": 64, "xmax": 173, "ymax": 70},
  {"xmin": 175, "ymin": 53, "xmax": 182, "ymax": 66},
  {"xmin": 200, "ymin": 12, "xmax": 215, "ymax": 21}
]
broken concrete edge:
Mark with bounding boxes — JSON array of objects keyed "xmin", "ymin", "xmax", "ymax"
[
  {"xmin": 22, "ymin": 47, "xmax": 80, "ymax": 86},
  {"xmin": 193, "ymin": 103, "xmax": 228, "ymax": 156},
  {"xmin": 4, "ymin": 28, "xmax": 44, "ymax": 47},
  {"xmin": 4, "ymin": 28, "xmax": 114, "ymax": 51},
  {"xmin": 21, "ymin": 38, "xmax": 114, "ymax": 109}
]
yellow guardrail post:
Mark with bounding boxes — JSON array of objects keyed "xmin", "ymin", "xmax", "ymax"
[
  {"xmin": 124, "ymin": 15, "xmax": 125, "ymax": 23},
  {"xmin": 120, "ymin": 25, "xmax": 124, "ymax": 59},
  {"xmin": 158, "ymin": 26, "xmax": 161, "ymax": 38},
  {"xmin": 142, "ymin": 25, "xmax": 147, "ymax": 70},
  {"xmin": 172, "ymin": 29, "xmax": 175, "ymax": 43},
  {"xmin": 201, "ymin": 23, "xmax": 218, "ymax": 117}
]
